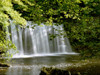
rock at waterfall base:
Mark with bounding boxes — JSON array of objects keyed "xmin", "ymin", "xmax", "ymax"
[
  {"xmin": 0, "ymin": 63, "xmax": 9, "ymax": 67},
  {"xmin": 40, "ymin": 58, "xmax": 100, "ymax": 75}
]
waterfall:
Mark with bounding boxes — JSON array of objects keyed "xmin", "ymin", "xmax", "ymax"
[{"xmin": 7, "ymin": 21, "xmax": 75, "ymax": 58}]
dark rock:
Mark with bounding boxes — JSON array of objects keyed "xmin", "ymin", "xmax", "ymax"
[
  {"xmin": 0, "ymin": 63, "xmax": 10, "ymax": 67},
  {"xmin": 51, "ymin": 69, "xmax": 69, "ymax": 75},
  {"xmin": 40, "ymin": 68, "xmax": 69, "ymax": 75},
  {"xmin": 40, "ymin": 71, "xmax": 47, "ymax": 75},
  {"xmin": 40, "ymin": 59, "xmax": 100, "ymax": 75}
]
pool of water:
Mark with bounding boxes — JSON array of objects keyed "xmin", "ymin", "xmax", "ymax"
[{"xmin": 0, "ymin": 54, "xmax": 79, "ymax": 75}]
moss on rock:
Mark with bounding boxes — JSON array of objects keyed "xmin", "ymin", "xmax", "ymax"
[
  {"xmin": 40, "ymin": 58, "xmax": 100, "ymax": 75},
  {"xmin": 40, "ymin": 67, "xmax": 69, "ymax": 75}
]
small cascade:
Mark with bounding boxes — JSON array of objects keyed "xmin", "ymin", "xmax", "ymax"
[{"xmin": 7, "ymin": 21, "xmax": 74, "ymax": 58}]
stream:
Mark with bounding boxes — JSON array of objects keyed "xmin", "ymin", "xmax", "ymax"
[{"xmin": 0, "ymin": 54, "xmax": 78, "ymax": 75}]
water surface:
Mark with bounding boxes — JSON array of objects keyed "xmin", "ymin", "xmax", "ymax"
[{"xmin": 0, "ymin": 54, "xmax": 79, "ymax": 75}]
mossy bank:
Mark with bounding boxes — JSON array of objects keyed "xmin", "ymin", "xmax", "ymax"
[{"xmin": 40, "ymin": 58, "xmax": 100, "ymax": 75}]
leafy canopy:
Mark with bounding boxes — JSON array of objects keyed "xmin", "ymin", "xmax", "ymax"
[{"xmin": 0, "ymin": 0, "xmax": 100, "ymax": 58}]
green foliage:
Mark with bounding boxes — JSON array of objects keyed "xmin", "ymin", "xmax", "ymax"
[
  {"xmin": 0, "ymin": 0, "xmax": 100, "ymax": 58},
  {"xmin": 0, "ymin": 0, "xmax": 28, "ymax": 59},
  {"xmin": 65, "ymin": 17, "xmax": 100, "ymax": 58},
  {"xmin": 14, "ymin": 0, "xmax": 100, "ymax": 24},
  {"xmin": 0, "ymin": 30, "xmax": 16, "ymax": 60},
  {"xmin": 0, "ymin": 0, "xmax": 27, "ymax": 27}
]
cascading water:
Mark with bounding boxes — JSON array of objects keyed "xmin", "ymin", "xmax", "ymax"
[{"xmin": 7, "ymin": 21, "xmax": 75, "ymax": 58}]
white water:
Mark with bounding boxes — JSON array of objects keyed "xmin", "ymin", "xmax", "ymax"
[{"xmin": 7, "ymin": 21, "xmax": 75, "ymax": 58}]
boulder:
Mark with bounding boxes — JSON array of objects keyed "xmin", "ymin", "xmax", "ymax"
[{"xmin": 0, "ymin": 63, "xmax": 9, "ymax": 67}]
